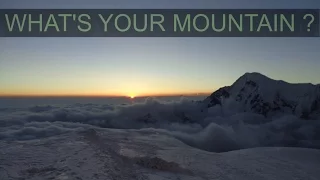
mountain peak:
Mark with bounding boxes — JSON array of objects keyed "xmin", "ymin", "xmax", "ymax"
[
  {"xmin": 236, "ymin": 72, "xmax": 272, "ymax": 84},
  {"xmin": 203, "ymin": 72, "xmax": 320, "ymax": 119},
  {"xmin": 243, "ymin": 72, "xmax": 267, "ymax": 77}
]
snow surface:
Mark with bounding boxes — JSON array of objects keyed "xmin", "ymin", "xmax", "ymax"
[{"xmin": 1, "ymin": 128, "xmax": 320, "ymax": 180}]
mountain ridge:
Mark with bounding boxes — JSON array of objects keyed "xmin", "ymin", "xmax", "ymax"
[{"xmin": 203, "ymin": 72, "xmax": 320, "ymax": 119}]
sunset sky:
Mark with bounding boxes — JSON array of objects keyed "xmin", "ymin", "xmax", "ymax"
[{"xmin": 0, "ymin": 0, "xmax": 320, "ymax": 97}]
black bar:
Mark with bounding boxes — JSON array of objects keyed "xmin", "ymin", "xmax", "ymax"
[{"xmin": 0, "ymin": 9, "xmax": 319, "ymax": 37}]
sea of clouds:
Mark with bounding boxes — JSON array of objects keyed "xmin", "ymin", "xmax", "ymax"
[{"xmin": 1, "ymin": 97, "xmax": 320, "ymax": 152}]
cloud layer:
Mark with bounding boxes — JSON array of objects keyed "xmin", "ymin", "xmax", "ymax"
[{"xmin": 1, "ymin": 97, "xmax": 320, "ymax": 152}]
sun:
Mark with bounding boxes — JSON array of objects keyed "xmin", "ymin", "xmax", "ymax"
[{"xmin": 129, "ymin": 95, "xmax": 135, "ymax": 99}]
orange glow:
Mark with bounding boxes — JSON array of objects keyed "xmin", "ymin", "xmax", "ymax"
[
  {"xmin": 0, "ymin": 74, "xmax": 216, "ymax": 98},
  {"xmin": 0, "ymin": 91, "xmax": 212, "ymax": 98}
]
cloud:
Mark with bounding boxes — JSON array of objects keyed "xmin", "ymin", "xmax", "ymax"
[{"xmin": 1, "ymin": 97, "xmax": 320, "ymax": 152}]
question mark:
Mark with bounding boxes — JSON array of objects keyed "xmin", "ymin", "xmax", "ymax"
[{"xmin": 303, "ymin": 14, "xmax": 315, "ymax": 32}]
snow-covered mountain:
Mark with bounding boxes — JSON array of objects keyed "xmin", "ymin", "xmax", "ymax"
[{"xmin": 203, "ymin": 72, "xmax": 320, "ymax": 119}]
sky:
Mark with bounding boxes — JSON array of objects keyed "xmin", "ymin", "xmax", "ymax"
[{"xmin": 0, "ymin": 0, "xmax": 320, "ymax": 97}]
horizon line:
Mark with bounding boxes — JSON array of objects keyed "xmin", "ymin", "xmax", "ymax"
[{"xmin": 0, "ymin": 92, "xmax": 212, "ymax": 98}]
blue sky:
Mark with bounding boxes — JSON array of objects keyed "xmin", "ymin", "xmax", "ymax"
[{"xmin": 0, "ymin": 0, "xmax": 319, "ymax": 97}]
